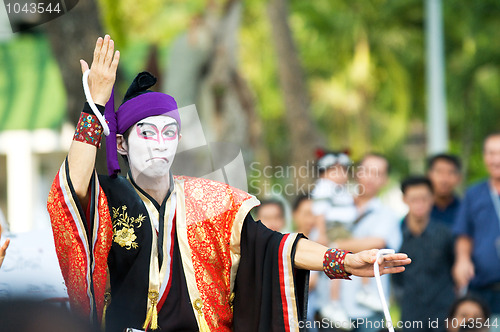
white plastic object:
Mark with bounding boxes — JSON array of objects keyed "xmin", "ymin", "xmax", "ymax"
[
  {"xmin": 374, "ymin": 249, "xmax": 396, "ymax": 332},
  {"xmin": 82, "ymin": 69, "xmax": 110, "ymax": 136}
]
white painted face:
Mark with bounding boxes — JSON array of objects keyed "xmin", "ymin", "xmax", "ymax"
[{"xmin": 122, "ymin": 115, "xmax": 180, "ymax": 179}]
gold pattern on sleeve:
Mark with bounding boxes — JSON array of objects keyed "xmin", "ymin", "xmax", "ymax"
[{"xmin": 111, "ymin": 205, "xmax": 145, "ymax": 250}]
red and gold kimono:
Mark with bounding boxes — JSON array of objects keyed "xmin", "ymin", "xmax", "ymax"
[{"xmin": 47, "ymin": 159, "xmax": 309, "ymax": 332}]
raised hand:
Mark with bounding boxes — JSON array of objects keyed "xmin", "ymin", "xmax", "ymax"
[
  {"xmin": 80, "ymin": 34, "xmax": 120, "ymax": 106},
  {"xmin": 344, "ymin": 249, "xmax": 411, "ymax": 277},
  {"xmin": 0, "ymin": 224, "xmax": 9, "ymax": 268}
]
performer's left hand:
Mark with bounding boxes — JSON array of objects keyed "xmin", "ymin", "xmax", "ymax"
[{"xmin": 344, "ymin": 249, "xmax": 411, "ymax": 277}]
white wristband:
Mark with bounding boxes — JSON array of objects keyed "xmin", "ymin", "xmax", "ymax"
[{"xmin": 82, "ymin": 69, "xmax": 110, "ymax": 136}]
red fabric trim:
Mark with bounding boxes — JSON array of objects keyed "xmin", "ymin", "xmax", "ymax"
[
  {"xmin": 48, "ymin": 172, "xmax": 91, "ymax": 316},
  {"xmin": 157, "ymin": 211, "xmax": 177, "ymax": 310},
  {"xmin": 278, "ymin": 233, "xmax": 291, "ymax": 332},
  {"xmin": 53, "ymin": 175, "xmax": 88, "ymax": 263},
  {"xmin": 48, "ymin": 171, "xmax": 113, "ymax": 323},
  {"xmin": 180, "ymin": 175, "xmax": 253, "ymax": 331},
  {"xmin": 92, "ymin": 186, "xmax": 113, "ymax": 323},
  {"xmin": 53, "ymin": 173, "xmax": 89, "ymax": 280}
]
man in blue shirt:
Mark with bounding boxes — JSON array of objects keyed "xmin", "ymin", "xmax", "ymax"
[
  {"xmin": 394, "ymin": 176, "xmax": 455, "ymax": 332},
  {"xmin": 427, "ymin": 153, "xmax": 462, "ymax": 228},
  {"xmin": 453, "ymin": 132, "xmax": 500, "ymax": 322}
]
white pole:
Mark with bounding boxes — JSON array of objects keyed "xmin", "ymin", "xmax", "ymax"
[{"xmin": 425, "ymin": 0, "xmax": 449, "ymax": 154}]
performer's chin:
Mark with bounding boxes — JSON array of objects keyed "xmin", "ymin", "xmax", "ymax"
[{"xmin": 139, "ymin": 163, "xmax": 170, "ymax": 179}]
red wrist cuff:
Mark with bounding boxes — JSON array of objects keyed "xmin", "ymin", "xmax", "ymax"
[
  {"xmin": 73, "ymin": 112, "xmax": 103, "ymax": 147},
  {"xmin": 323, "ymin": 248, "xmax": 352, "ymax": 280}
]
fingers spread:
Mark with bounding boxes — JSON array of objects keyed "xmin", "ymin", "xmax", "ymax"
[
  {"xmin": 100, "ymin": 34, "xmax": 110, "ymax": 65},
  {"xmin": 80, "ymin": 59, "xmax": 89, "ymax": 74},
  {"xmin": 93, "ymin": 37, "xmax": 103, "ymax": 65},
  {"xmin": 381, "ymin": 266, "xmax": 406, "ymax": 275},
  {"xmin": 382, "ymin": 258, "xmax": 412, "ymax": 269},
  {"xmin": 111, "ymin": 50, "xmax": 120, "ymax": 70},
  {"xmin": 383, "ymin": 253, "xmax": 409, "ymax": 262},
  {"xmin": 104, "ymin": 38, "xmax": 114, "ymax": 67}
]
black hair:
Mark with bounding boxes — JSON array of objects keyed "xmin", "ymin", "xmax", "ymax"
[
  {"xmin": 358, "ymin": 153, "xmax": 390, "ymax": 175},
  {"xmin": 427, "ymin": 153, "xmax": 462, "ymax": 172},
  {"xmin": 401, "ymin": 176, "xmax": 433, "ymax": 195},
  {"xmin": 448, "ymin": 294, "xmax": 490, "ymax": 321},
  {"xmin": 123, "ymin": 71, "xmax": 157, "ymax": 103},
  {"xmin": 292, "ymin": 193, "xmax": 311, "ymax": 212},
  {"xmin": 256, "ymin": 199, "xmax": 285, "ymax": 217},
  {"xmin": 119, "ymin": 71, "xmax": 158, "ymax": 165}
]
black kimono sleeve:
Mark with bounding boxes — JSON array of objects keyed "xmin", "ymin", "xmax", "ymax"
[{"xmin": 233, "ymin": 215, "xmax": 309, "ymax": 332}]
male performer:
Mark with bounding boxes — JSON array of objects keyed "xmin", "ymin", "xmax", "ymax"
[{"xmin": 47, "ymin": 35, "xmax": 410, "ymax": 332}]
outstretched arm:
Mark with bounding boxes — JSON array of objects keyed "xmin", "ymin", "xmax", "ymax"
[
  {"xmin": 452, "ymin": 235, "xmax": 474, "ymax": 290},
  {"xmin": 294, "ymin": 238, "xmax": 410, "ymax": 277},
  {"xmin": 335, "ymin": 237, "xmax": 386, "ymax": 253},
  {"xmin": 0, "ymin": 225, "xmax": 9, "ymax": 268},
  {"xmin": 68, "ymin": 35, "xmax": 119, "ymax": 203}
]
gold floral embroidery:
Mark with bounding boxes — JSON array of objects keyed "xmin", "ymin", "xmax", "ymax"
[
  {"xmin": 112, "ymin": 205, "xmax": 145, "ymax": 250},
  {"xmin": 114, "ymin": 228, "xmax": 137, "ymax": 249}
]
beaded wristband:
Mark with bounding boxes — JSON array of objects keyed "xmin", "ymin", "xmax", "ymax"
[
  {"xmin": 73, "ymin": 112, "xmax": 103, "ymax": 147},
  {"xmin": 323, "ymin": 248, "xmax": 352, "ymax": 280}
]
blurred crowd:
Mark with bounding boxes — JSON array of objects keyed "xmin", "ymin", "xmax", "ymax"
[
  {"xmin": 2, "ymin": 134, "xmax": 500, "ymax": 332},
  {"xmin": 256, "ymin": 132, "xmax": 500, "ymax": 332}
]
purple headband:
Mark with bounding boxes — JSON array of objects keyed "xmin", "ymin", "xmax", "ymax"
[{"xmin": 104, "ymin": 91, "xmax": 181, "ymax": 177}]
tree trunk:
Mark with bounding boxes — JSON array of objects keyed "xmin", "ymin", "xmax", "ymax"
[
  {"xmin": 165, "ymin": 0, "xmax": 270, "ymax": 192},
  {"xmin": 44, "ymin": 0, "xmax": 107, "ymax": 172},
  {"xmin": 267, "ymin": 0, "xmax": 323, "ymax": 186},
  {"xmin": 44, "ymin": 0, "xmax": 102, "ymax": 124}
]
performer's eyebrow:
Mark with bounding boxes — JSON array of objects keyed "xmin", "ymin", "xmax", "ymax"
[
  {"xmin": 137, "ymin": 121, "xmax": 177, "ymax": 128},
  {"xmin": 163, "ymin": 122, "xmax": 179, "ymax": 130},
  {"xmin": 137, "ymin": 122, "xmax": 156, "ymax": 128}
]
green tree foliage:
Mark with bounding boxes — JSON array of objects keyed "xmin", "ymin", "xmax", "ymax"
[
  {"xmin": 444, "ymin": 1, "xmax": 500, "ymax": 183},
  {"xmin": 97, "ymin": 0, "xmax": 218, "ymax": 46},
  {"xmin": 290, "ymin": 0, "xmax": 425, "ymax": 171},
  {"xmin": 241, "ymin": 0, "xmax": 426, "ymax": 178},
  {"xmin": 244, "ymin": 0, "xmax": 500, "ymax": 183},
  {"xmin": 96, "ymin": 0, "xmax": 500, "ymax": 184}
]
